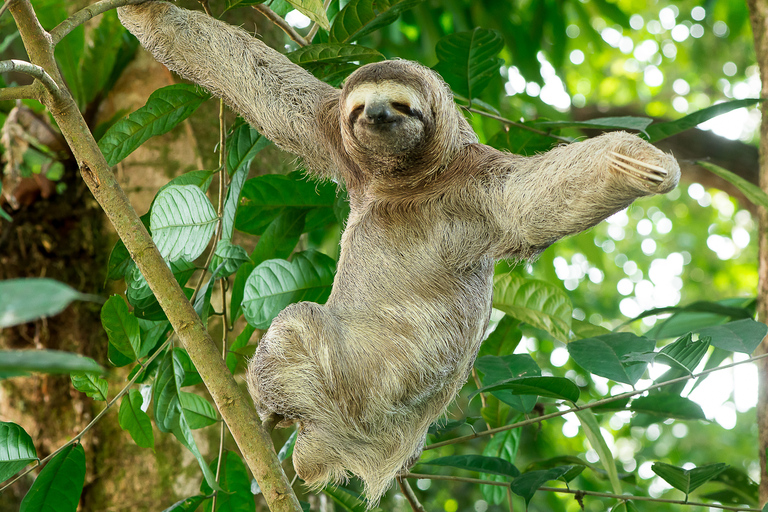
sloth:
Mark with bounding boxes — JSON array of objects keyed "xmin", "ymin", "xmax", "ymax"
[{"xmin": 119, "ymin": 2, "xmax": 680, "ymax": 506}]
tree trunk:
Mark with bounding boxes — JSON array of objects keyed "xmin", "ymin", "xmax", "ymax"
[{"xmin": 747, "ymin": 0, "xmax": 768, "ymax": 506}]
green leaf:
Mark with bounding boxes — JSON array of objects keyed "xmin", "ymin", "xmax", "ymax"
[
  {"xmin": 324, "ymin": 485, "xmax": 381, "ymax": 512},
  {"xmin": 492, "ymin": 275, "xmax": 572, "ymax": 342},
  {"xmin": 0, "ymin": 422, "xmax": 37, "ymax": 483},
  {"xmin": 576, "ymin": 410, "xmax": 622, "ymax": 494},
  {"xmin": 99, "ymin": 84, "xmax": 208, "ymax": 166},
  {"xmin": 535, "ymin": 116, "xmax": 653, "ymax": 135},
  {"xmin": 126, "ymin": 260, "xmax": 196, "ymax": 321},
  {"xmin": 200, "ymin": 451, "xmax": 253, "ymax": 512},
  {"xmin": 20, "ymin": 444, "xmax": 86, "ymax": 512},
  {"xmin": 284, "ymin": 0, "xmax": 331, "ymax": 31},
  {"xmin": 153, "ymin": 351, "xmax": 185, "ymax": 433},
  {"xmin": 243, "ymin": 251, "xmax": 336, "ymax": 329},
  {"xmin": 698, "ymin": 161, "xmax": 768, "ymax": 210},
  {"xmin": 0, "ymin": 350, "xmax": 103, "ymax": 375},
  {"xmin": 101, "ymin": 295, "xmax": 143, "ymax": 362},
  {"xmin": 106, "ymin": 238, "xmax": 132, "ymax": 281},
  {"xmin": 278, "ymin": 429, "xmax": 298, "ymax": 462},
  {"xmin": 227, "ymin": 324, "xmax": 256, "ymax": 374},
  {"xmin": 591, "ymin": 0, "xmax": 630, "ymax": 27},
  {"xmin": 158, "ymin": 170, "xmax": 217, "ymax": 196},
  {"xmin": 250, "ymin": 209, "xmax": 308, "ymax": 266},
  {"xmin": 221, "ymin": 163, "xmax": 249, "ymax": 243},
  {"xmin": 172, "ymin": 415, "xmax": 221, "ymax": 492},
  {"xmin": 478, "ymin": 315, "xmax": 522, "ymax": 358},
  {"xmin": 486, "ymin": 125, "xmax": 558, "ymax": 156},
  {"xmin": 174, "ymin": 348, "xmax": 203, "ymax": 388},
  {"xmin": 236, "ymin": 174, "xmax": 335, "ymax": 236},
  {"xmin": 418, "ymin": 455, "xmax": 519, "ymax": 478},
  {"xmin": 698, "ymin": 319, "xmax": 768, "ymax": 354},
  {"xmin": 225, "ymin": 122, "xmax": 271, "ymax": 177},
  {"xmin": 329, "ymin": 0, "xmax": 424, "ymax": 43},
  {"xmin": 118, "ymin": 389, "xmax": 154, "ymax": 450},
  {"xmin": 646, "ymin": 99, "xmax": 762, "ymax": 142},
  {"xmin": 427, "ymin": 418, "xmax": 467, "ymax": 437},
  {"xmin": 70, "ymin": 372, "xmax": 108, "ymax": 401},
  {"xmin": 630, "ymin": 394, "xmax": 706, "ymax": 420},
  {"xmin": 161, "ymin": 496, "xmax": 208, "ymax": 512},
  {"xmin": 433, "ymin": 28, "xmax": 504, "ymax": 99},
  {"xmin": 0, "ymin": 278, "xmax": 96, "ymax": 328},
  {"xmin": 481, "ymin": 425, "xmax": 521, "ymax": 504},
  {"xmin": 81, "ymin": 10, "xmax": 125, "ymax": 106},
  {"xmin": 567, "ymin": 332, "xmax": 655, "ymax": 385},
  {"xmin": 179, "ymin": 392, "xmax": 218, "ymax": 430},
  {"xmin": 509, "ymin": 466, "xmax": 578, "ymax": 505},
  {"xmin": 150, "ymin": 185, "xmax": 219, "ymax": 262},
  {"xmin": 211, "ymin": 240, "xmax": 250, "ymax": 278},
  {"xmin": 651, "ymin": 462, "xmax": 729, "ymax": 497},
  {"xmin": 287, "ymin": 43, "xmax": 384, "ymax": 66},
  {"xmin": 654, "ymin": 333, "xmax": 710, "ymax": 373},
  {"xmin": 472, "ymin": 376, "xmax": 579, "ymax": 403}
]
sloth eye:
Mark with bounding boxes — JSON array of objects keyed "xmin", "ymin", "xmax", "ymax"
[
  {"xmin": 349, "ymin": 104, "xmax": 364, "ymax": 123},
  {"xmin": 391, "ymin": 102, "xmax": 412, "ymax": 115}
]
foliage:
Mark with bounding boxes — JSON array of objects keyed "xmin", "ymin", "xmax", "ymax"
[{"xmin": 0, "ymin": 0, "xmax": 764, "ymax": 511}]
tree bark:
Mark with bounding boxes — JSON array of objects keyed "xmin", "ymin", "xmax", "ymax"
[{"xmin": 747, "ymin": 0, "xmax": 768, "ymax": 506}]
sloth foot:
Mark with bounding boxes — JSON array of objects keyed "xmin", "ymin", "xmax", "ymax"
[{"xmin": 607, "ymin": 151, "xmax": 668, "ymax": 183}]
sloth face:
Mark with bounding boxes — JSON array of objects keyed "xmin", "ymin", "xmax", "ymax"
[{"xmin": 344, "ymin": 81, "xmax": 428, "ymax": 157}]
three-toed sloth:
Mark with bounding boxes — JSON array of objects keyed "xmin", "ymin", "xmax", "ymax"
[{"xmin": 119, "ymin": 2, "xmax": 680, "ymax": 506}]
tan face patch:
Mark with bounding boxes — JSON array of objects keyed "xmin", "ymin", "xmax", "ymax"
[{"xmin": 344, "ymin": 81, "xmax": 424, "ymax": 118}]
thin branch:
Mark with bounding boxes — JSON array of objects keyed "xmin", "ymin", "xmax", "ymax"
[
  {"xmin": 0, "ymin": 59, "xmax": 59, "ymax": 97},
  {"xmin": 398, "ymin": 476, "xmax": 427, "ymax": 512},
  {"xmin": 466, "ymin": 106, "xmax": 572, "ymax": 144},
  {"xmin": 426, "ymin": 352, "xmax": 768, "ymax": 451},
  {"xmin": 50, "ymin": 0, "xmax": 146, "ymax": 45},
  {"xmin": 0, "ymin": 83, "xmax": 40, "ymax": 101},
  {"xmin": 0, "ymin": 0, "xmax": 13, "ymax": 19},
  {"xmin": 253, "ymin": 4, "xmax": 308, "ymax": 47},
  {"xmin": 403, "ymin": 475, "xmax": 760, "ymax": 512},
  {"xmin": 0, "ymin": 334, "xmax": 175, "ymax": 493},
  {"xmin": 306, "ymin": 0, "xmax": 332, "ymax": 43}
]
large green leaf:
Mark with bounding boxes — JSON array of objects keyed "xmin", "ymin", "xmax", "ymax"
[
  {"xmin": 475, "ymin": 354, "xmax": 541, "ymax": 413},
  {"xmin": 486, "ymin": 126, "xmax": 559, "ymax": 156},
  {"xmin": 697, "ymin": 161, "xmax": 768, "ymax": 210},
  {"xmin": 287, "ymin": 43, "xmax": 384, "ymax": 66},
  {"xmin": 0, "ymin": 350, "xmax": 103, "ymax": 375},
  {"xmin": 99, "ymin": 84, "xmax": 208, "ymax": 166},
  {"xmin": 101, "ymin": 295, "xmax": 143, "ymax": 363},
  {"xmin": 646, "ymin": 99, "xmax": 762, "ymax": 142},
  {"xmin": 472, "ymin": 376, "xmax": 579, "ymax": 403},
  {"xmin": 655, "ymin": 333, "xmax": 710, "ymax": 373},
  {"xmin": 284, "ymin": 0, "xmax": 331, "ymax": 31},
  {"xmin": 179, "ymin": 392, "xmax": 217, "ymax": 430},
  {"xmin": 220, "ymin": 163, "xmax": 249, "ymax": 243},
  {"xmin": 236, "ymin": 174, "xmax": 335, "ymax": 235},
  {"xmin": 226, "ymin": 122, "xmax": 271, "ymax": 177},
  {"xmin": 0, "ymin": 422, "xmax": 37, "ymax": 483},
  {"xmin": 534, "ymin": 116, "xmax": 653, "ymax": 136},
  {"xmin": 576, "ymin": 410, "xmax": 622, "ymax": 494},
  {"xmin": 0, "ymin": 278, "xmax": 96, "ymax": 328},
  {"xmin": 250, "ymin": 209, "xmax": 308, "ymax": 266},
  {"xmin": 150, "ymin": 185, "xmax": 219, "ymax": 262},
  {"xmin": 509, "ymin": 466, "xmax": 579, "ymax": 505},
  {"xmin": 481, "ymin": 422, "xmax": 521, "ymax": 504},
  {"xmin": 698, "ymin": 319, "xmax": 768, "ymax": 354},
  {"xmin": 153, "ymin": 351, "xmax": 185, "ymax": 434},
  {"xmin": 433, "ymin": 28, "xmax": 504, "ymax": 100},
  {"xmin": 200, "ymin": 451, "xmax": 254, "ymax": 512},
  {"xmin": 323, "ymin": 485, "xmax": 381, "ymax": 512},
  {"xmin": 70, "ymin": 372, "xmax": 108, "ymax": 401},
  {"xmin": 126, "ymin": 260, "xmax": 196, "ymax": 321},
  {"xmin": 242, "ymin": 251, "xmax": 336, "ymax": 329},
  {"xmin": 567, "ymin": 332, "xmax": 654, "ymax": 385},
  {"xmin": 161, "ymin": 496, "xmax": 208, "ymax": 512},
  {"xmin": 19, "ymin": 444, "xmax": 85, "ymax": 512},
  {"xmin": 418, "ymin": 455, "xmax": 519, "ymax": 478},
  {"xmin": 81, "ymin": 11, "xmax": 125, "ymax": 106},
  {"xmin": 118, "ymin": 389, "xmax": 154, "ymax": 450},
  {"xmin": 492, "ymin": 275, "xmax": 572, "ymax": 342},
  {"xmin": 329, "ymin": 0, "xmax": 424, "ymax": 43},
  {"xmin": 172, "ymin": 415, "xmax": 221, "ymax": 492},
  {"xmin": 478, "ymin": 315, "xmax": 522, "ymax": 358},
  {"xmin": 630, "ymin": 394, "xmax": 706, "ymax": 420},
  {"xmin": 651, "ymin": 462, "xmax": 729, "ymax": 498}
]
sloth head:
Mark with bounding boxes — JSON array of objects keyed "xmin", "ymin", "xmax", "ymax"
[{"xmin": 338, "ymin": 60, "xmax": 477, "ymax": 183}]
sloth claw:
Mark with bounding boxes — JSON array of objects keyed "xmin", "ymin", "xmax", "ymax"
[{"xmin": 607, "ymin": 151, "xmax": 667, "ymax": 184}]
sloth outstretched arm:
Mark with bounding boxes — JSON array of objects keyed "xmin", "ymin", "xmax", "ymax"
[
  {"xmin": 117, "ymin": 1, "xmax": 340, "ymax": 177},
  {"xmin": 474, "ymin": 131, "xmax": 680, "ymax": 260}
]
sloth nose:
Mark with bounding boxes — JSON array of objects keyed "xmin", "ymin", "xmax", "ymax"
[{"xmin": 364, "ymin": 101, "xmax": 397, "ymax": 124}]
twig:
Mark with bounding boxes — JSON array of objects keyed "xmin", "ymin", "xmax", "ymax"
[
  {"xmin": 426, "ymin": 352, "xmax": 768, "ymax": 450},
  {"xmin": 0, "ymin": 334, "xmax": 175, "ymax": 493},
  {"xmin": 0, "ymin": 0, "xmax": 13, "ymax": 19},
  {"xmin": 253, "ymin": 4, "xmax": 308, "ymax": 47},
  {"xmin": 0, "ymin": 59, "xmax": 59, "ymax": 97},
  {"xmin": 466, "ymin": 106, "xmax": 572, "ymax": 144},
  {"xmin": 306, "ymin": 0, "xmax": 332, "ymax": 43},
  {"xmin": 398, "ymin": 476, "xmax": 427, "ymax": 512},
  {"xmin": 0, "ymin": 83, "xmax": 39, "ymax": 101},
  {"xmin": 50, "ymin": 0, "xmax": 146, "ymax": 45},
  {"xmin": 402, "ymin": 475, "xmax": 760, "ymax": 512}
]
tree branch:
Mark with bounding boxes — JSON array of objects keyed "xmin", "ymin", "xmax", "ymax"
[
  {"xmin": 426, "ymin": 352, "xmax": 768, "ymax": 451},
  {"xmin": 253, "ymin": 4, "xmax": 308, "ymax": 47},
  {"xmin": 50, "ymin": 0, "xmax": 145, "ymax": 45},
  {"xmin": 0, "ymin": 83, "xmax": 40, "ymax": 101},
  {"xmin": 398, "ymin": 476, "xmax": 427, "ymax": 512},
  {"xmin": 0, "ymin": 59, "xmax": 59, "ymax": 96},
  {"xmin": 7, "ymin": 1, "xmax": 301, "ymax": 510}
]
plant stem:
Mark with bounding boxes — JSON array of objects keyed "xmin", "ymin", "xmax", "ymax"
[
  {"xmin": 253, "ymin": 4, "xmax": 308, "ymax": 47},
  {"xmin": 50, "ymin": 0, "xmax": 145, "ymax": 45},
  {"xmin": 426, "ymin": 352, "xmax": 768, "ymax": 450},
  {"xmin": 398, "ymin": 476, "xmax": 427, "ymax": 512}
]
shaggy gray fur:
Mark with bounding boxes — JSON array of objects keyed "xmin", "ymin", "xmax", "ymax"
[{"xmin": 119, "ymin": 2, "xmax": 680, "ymax": 506}]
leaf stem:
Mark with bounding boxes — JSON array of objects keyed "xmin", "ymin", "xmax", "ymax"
[{"xmin": 426, "ymin": 352, "xmax": 768, "ymax": 450}]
